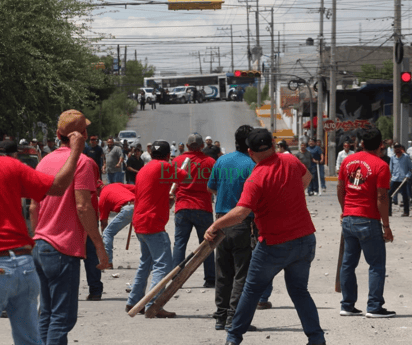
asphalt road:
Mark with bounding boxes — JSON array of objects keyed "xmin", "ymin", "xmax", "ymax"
[{"xmin": 127, "ymin": 100, "xmax": 260, "ymax": 152}]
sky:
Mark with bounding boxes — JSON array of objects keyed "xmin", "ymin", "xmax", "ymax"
[{"xmin": 85, "ymin": 0, "xmax": 412, "ymax": 78}]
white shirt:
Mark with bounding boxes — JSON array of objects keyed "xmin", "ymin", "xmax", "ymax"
[
  {"xmin": 141, "ymin": 151, "xmax": 152, "ymax": 165},
  {"xmin": 407, "ymin": 147, "xmax": 412, "ymax": 160},
  {"xmin": 387, "ymin": 147, "xmax": 395, "ymax": 158},
  {"xmin": 336, "ymin": 149, "xmax": 354, "ymax": 173}
]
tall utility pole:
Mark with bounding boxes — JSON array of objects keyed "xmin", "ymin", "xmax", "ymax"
[
  {"xmin": 317, "ymin": 0, "xmax": 324, "ymax": 141},
  {"xmin": 270, "ymin": 7, "xmax": 275, "ymax": 135},
  {"xmin": 135, "ymin": 50, "xmax": 137, "ymax": 61},
  {"xmin": 190, "ymin": 52, "xmax": 203, "ymax": 74},
  {"xmin": 246, "ymin": 0, "xmax": 251, "ymax": 69},
  {"xmin": 124, "ymin": 46, "xmax": 127, "ymax": 75},
  {"xmin": 204, "ymin": 47, "xmax": 217, "ymax": 73},
  {"xmin": 218, "ymin": 47, "xmax": 221, "ymax": 68},
  {"xmin": 230, "ymin": 25, "xmax": 234, "ymax": 71},
  {"xmin": 328, "ymin": 0, "xmax": 337, "ymax": 176},
  {"xmin": 277, "ymin": 31, "xmax": 281, "ymax": 115},
  {"xmin": 393, "ymin": 0, "xmax": 402, "ymax": 141},
  {"xmin": 117, "ymin": 44, "xmax": 120, "ymax": 74},
  {"xmin": 256, "ymin": 0, "xmax": 261, "ymax": 108}
]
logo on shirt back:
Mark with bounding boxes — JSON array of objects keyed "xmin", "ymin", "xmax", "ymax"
[{"xmin": 345, "ymin": 160, "xmax": 372, "ymax": 190}]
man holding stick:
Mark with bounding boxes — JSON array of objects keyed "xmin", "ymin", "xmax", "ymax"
[
  {"xmin": 205, "ymin": 128, "xmax": 325, "ymax": 345},
  {"xmin": 99, "ymin": 183, "xmax": 136, "ymax": 269},
  {"xmin": 337, "ymin": 128, "xmax": 395, "ymax": 318},
  {"xmin": 172, "ymin": 133, "xmax": 216, "ymax": 288},
  {"xmin": 126, "ymin": 140, "xmax": 188, "ymax": 318}
]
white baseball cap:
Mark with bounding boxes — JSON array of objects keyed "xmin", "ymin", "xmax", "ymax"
[{"xmin": 205, "ymin": 136, "xmax": 212, "ymax": 140}]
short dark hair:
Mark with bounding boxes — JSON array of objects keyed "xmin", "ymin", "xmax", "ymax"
[
  {"xmin": 362, "ymin": 128, "xmax": 382, "ymax": 151},
  {"xmin": 151, "ymin": 152, "xmax": 169, "ymax": 160},
  {"xmin": 235, "ymin": 125, "xmax": 254, "ymax": 153},
  {"xmin": 60, "ymin": 135, "xmax": 70, "ymax": 143},
  {"xmin": 343, "ymin": 141, "xmax": 350, "ymax": 145}
]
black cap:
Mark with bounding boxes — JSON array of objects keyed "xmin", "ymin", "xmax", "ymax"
[
  {"xmin": 246, "ymin": 128, "xmax": 273, "ymax": 152},
  {"xmin": 0, "ymin": 140, "xmax": 18, "ymax": 154},
  {"xmin": 277, "ymin": 140, "xmax": 288, "ymax": 149},
  {"xmin": 151, "ymin": 140, "xmax": 170, "ymax": 156}
]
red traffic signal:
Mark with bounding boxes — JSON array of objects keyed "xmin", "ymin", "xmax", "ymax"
[
  {"xmin": 401, "ymin": 72, "xmax": 412, "ymax": 83},
  {"xmin": 234, "ymin": 70, "xmax": 242, "ymax": 77},
  {"xmin": 234, "ymin": 70, "xmax": 261, "ymax": 78}
]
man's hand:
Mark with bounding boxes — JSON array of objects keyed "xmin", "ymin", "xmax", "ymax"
[
  {"xmin": 95, "ymin": 246, "xmax": 110, "ymax": 270},
  {"xmin": 102, "ymin": 165, "xmax": 106, "ymax": 174},
  {"xmin": 115, "ymin": 162, "xmax": 121, "ymax": 168},
  {"xmin": 68, "ymin": 131, "xmax": 85, "ymax": 153},
  {"xmin": 383, "ymin": 226, "xmax": 394, "ymax": 243},
  {"xmin": 204, "ymin": 224, "xmax": 219, "ymax": 241}
]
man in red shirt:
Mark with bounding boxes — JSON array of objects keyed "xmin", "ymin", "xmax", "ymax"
[
  {"xmin": 30, "ymin": 110, "xmax": 109, "ymax": 344},
  {"xmin": 99, "ymin": 182, "xmax": 136, "ymax": 269},
  {"xmin": 337, "ymin": 128, "xmax": 395, "ymax": 318},
  {"xmin": 126, "ymin": 140, "xmax": 188, "ymax": 318},
  {"xmin": 172, "ymin": 133, "xmax": 216, "ymax": 288},
  {"xmin": 0, "ymin": 132, "xmax": 86, "ymax": 345},
  {"xmin": 205, "ymin": 128, "xmax": 325, "ymax": 345}
]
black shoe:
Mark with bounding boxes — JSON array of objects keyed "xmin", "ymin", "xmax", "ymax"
[
  {"xmin": 215, "ymin": 317, "xmax": 226, "ymax": 330},
  {"xmin": 401, "ymin": 213, "xmax": 410, "ymax": 217},
  {"xmin": 366, "ymin": 308, "xmax": 396, "ymax": 318},
  {"xmin": 225, "ymin": 316, "xmax": 233, "ymax": 331},
  {"xmin": 125, "ymin": 304, "xmax": 145, "ymax": 315},
  {"xmin": 203, "ymin": 280, "xmax": 215, "ymax": 288},
  {"xmin": 307, "ymin": 343, "xmax": 326, "ymax": 345},
  {"xmin": 256, "ymin": 301, "xmax": 272, "ymax": 310},
  {"xmin": 340, "ymin": 307, "xmax": 362, "ymax": 316},
  {"xmin": 86, "ymin": 294, "xmax": 102, "ymax": 301}
]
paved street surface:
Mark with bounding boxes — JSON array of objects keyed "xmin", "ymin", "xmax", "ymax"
[
  {"xmin": 126, "ymin": 101, "xmax": 260, "ymax": 153},
  {"xmin": 2, "ymin": 103, "xmax": 412, "ymax": 344}
]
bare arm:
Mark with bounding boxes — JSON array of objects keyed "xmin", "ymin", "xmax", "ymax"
[
  {"xmin": 204, "ymin": 206, "xmax": 251, "ymax": 241},
  {"xmin": 47, "ymin": 132, "xmax": 85, "ymax": 196},
  {"xmin": 302, "ymin": 169, "xmax": 312, "ymax": 190},
  {"xmin": 29, "ymin": 200, "xmax": 39, "ymax": 235},
  {"xmin": 377, "ymin": 188, "xmax": 393, "ymax": 242},
  {"xmin": 207, "ymin": 186, "xmax": 217, "ymax": 195},
  {"xmin": 337, "ymin": 180, "xmax": 346, "ymax": 212},
  {"xmin": 75, "ymin": 190, "xmax": 109, "ymax": 269}
]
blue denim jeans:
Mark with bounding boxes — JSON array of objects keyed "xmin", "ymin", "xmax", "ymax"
[
  {"xmin": 0, "ymin": 252, "xmax": 42, "ymax": 345},
  {"xmin": 308, "ymin": 164, "xmax": 319, "ymax": 194},
  {"xmin": 84, "ymin": 236, "xmax": 103, "ymax": 295},
  {"xmin": 318, "ymin": 164, "xmax": 326, "ymax": 189},
  {"xmin": 173, "ymin": 209, "xmax": 215, "ymax": 282},
  {"xmin": 341, "ymin": 216, "xmax": 386, "ymax": 313},
  {"xmin": 103, "ymin": 204, "xmax": 134, "ymax": 263},
  {"xmin": 226, "ymin": 234, "xmax": 324, "ymax": 345},
  {"xmin": 33, "ymin": 240, "xmax": 81, "ymax": 345},
  {"xmin": 127, "ymin": 231, "xmax": 173, "ymax": 308},
  {"xmin": 107, "ymin": 171, "xmax": 124, "ymax": 184}
]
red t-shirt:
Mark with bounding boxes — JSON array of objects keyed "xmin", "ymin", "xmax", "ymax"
[
  {"xmin": 172, "ymin": 151, "xmax": 215, "ymax": 214},
  {"xmin": 133, "ymin": 159, "xmax": 187, "ymax": 234},
  {"xmin": 0, "ymin": 157, "xmax": 54, "ymax": 251},
  {"xmin": 34, "ymin": 148, "xmax": 96, "ymax": 258},
  {"xmin": 338, "ymin": 151, "xmax": 390, "ymax": 220},
  {"xmin": 99, "ymin": 183, "xmax": 135, "ymax": 221},
  {"xmin": 237, "ymin": 153, "xmax": 316, "ymax": 245}
]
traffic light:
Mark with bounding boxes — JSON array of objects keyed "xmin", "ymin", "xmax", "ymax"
[
  {"xmin": 401, "ymin": 72, "xmax": 412, "ymax": 104},
  {"xmin": 234, "ymin": 70, "xmax": 261, "ymax": 78}
]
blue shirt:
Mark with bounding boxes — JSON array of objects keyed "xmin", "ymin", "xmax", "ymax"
[
  {"xmin": 208, "ymin": 151, "xmax": 255, "ymax": 215},
  {"xmin": 306, "ymin": 145, "xmax": 322, "ymax": 163},
  {"xmin": 390, "ymin": 153, "xmax": 412, "ymax": 182}
]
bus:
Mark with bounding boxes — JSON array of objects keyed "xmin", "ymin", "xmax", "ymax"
[{"xmin": 144, "ymin": 73, "xmax": 257, "ymax": 101}]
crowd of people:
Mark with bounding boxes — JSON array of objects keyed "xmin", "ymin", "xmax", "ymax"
[{"xmin": 0, "ymin": 108, "xmax": 404, "ymax": 345}]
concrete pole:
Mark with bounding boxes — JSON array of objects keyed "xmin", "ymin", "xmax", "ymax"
[
  {"xmin": 328, "ymin": 0, "xmax": 337, "ymax": 176},
  {"xmin": 393, "ymin": 0, "xmax": 402, "ymax": 141},
  {"xmin": 246, "ymin": 0, "xmax": 251, "ymax": 70},
  {"xmin": 198, "ymin": 51, "xmax": 202, "ymax": 75},
  {"xmin": 124, "ymin": 46, "xmax": 127, "ymax": 75},
  {"xmin": 218, "ymin": 47, "xmax": 221, "ymax": 68},
  {"xmin": 317, "ymin": 0, "xmax": 324, "ymax": 141},
  {"xmin": 270, "ymin": 8, "xmax": 275, "ymax": 135},
  {"xmin": 256, "ymin": 4, "xmax": 261, "ymax": 108},
  {"xmin": 230, "ymin": 25, "xmax": 234, "ymax": 71},
  {"xmin": 401, "ymin": 58, "xmax": 410, "ymax": 147}
]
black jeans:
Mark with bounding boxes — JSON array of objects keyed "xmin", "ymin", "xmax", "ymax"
[
  {"xmin": 214, "ymin": 216, "xmax": 253, "ymax": 319},
  {"xmin": 389, "ymin": 180, "xmax": 409, "ymax": 215},
  {"xmin": 84, "ymin": 236, "xmax": 103, "ymax": 295}
]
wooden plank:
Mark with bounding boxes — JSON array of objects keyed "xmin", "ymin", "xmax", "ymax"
[{"xmin": 144, "ymin": 230, "xmax": 225, "ymax": 318}]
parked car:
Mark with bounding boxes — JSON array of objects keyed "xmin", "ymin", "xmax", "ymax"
[
  {"xmin": 169, "ymin": 86, "xmax": 203, "ymax": 104},
  {"xmin": 138, "ymin": 88, "xmax": 159, "ymax": 103},
  {"xmin": 117, "ymin": 130, "xmax": 140, "ymax": 147}
]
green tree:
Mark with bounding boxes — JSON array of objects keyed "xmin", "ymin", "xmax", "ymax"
[
  {"xmin": 0, "ymin": 0, "xmax": 110, "ymax": 136},
  {"xmin": 375, "ymin": 115, "xmax": 393, "ymax": 140},
  {"xmin": 122, "ymin": 60, "xmax": 155, "ymax": 94},
  {"xmin": 357, "ymin": 60, "xmax": 393, "ymax": 83}
]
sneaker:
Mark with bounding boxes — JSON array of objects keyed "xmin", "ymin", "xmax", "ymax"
[
  {"xmin": 308, "ymin": 192, "xmax": 314, "ymax": 196},
  {"xmin": 340, "ymin": 307, "xmax": 362, "ymax": 316},
  {"xmin": 401, "ymin": 213, "xmax": 410, "ymax": 217},
  {"xmin": 322, "ymin": 188, "xmax": 326, "ymax": 193},
  {"xmin": 366, "ymin": 308, "xmax": 396, "ymax": 318},
  {"xmin": 215, "ymin": 317, "xmax": 226, "ymax": 331},
  {"xmin": 86, "ymin": 294, "xmax": 102, "ymax": 301},
  {"xmin": 314, "ymin": 192, "xmax": 318, "ymax": 196},
  {"xmin": 257, "ymin": 301, "xmax": 272, "ymax": 310},
  {"xmin": 125, "ymin": 304, "xmax": 145, "ymax": 315},
  {"xmin": 203, "ymin": 280, "xmax": 215, "ymax": 288}
]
